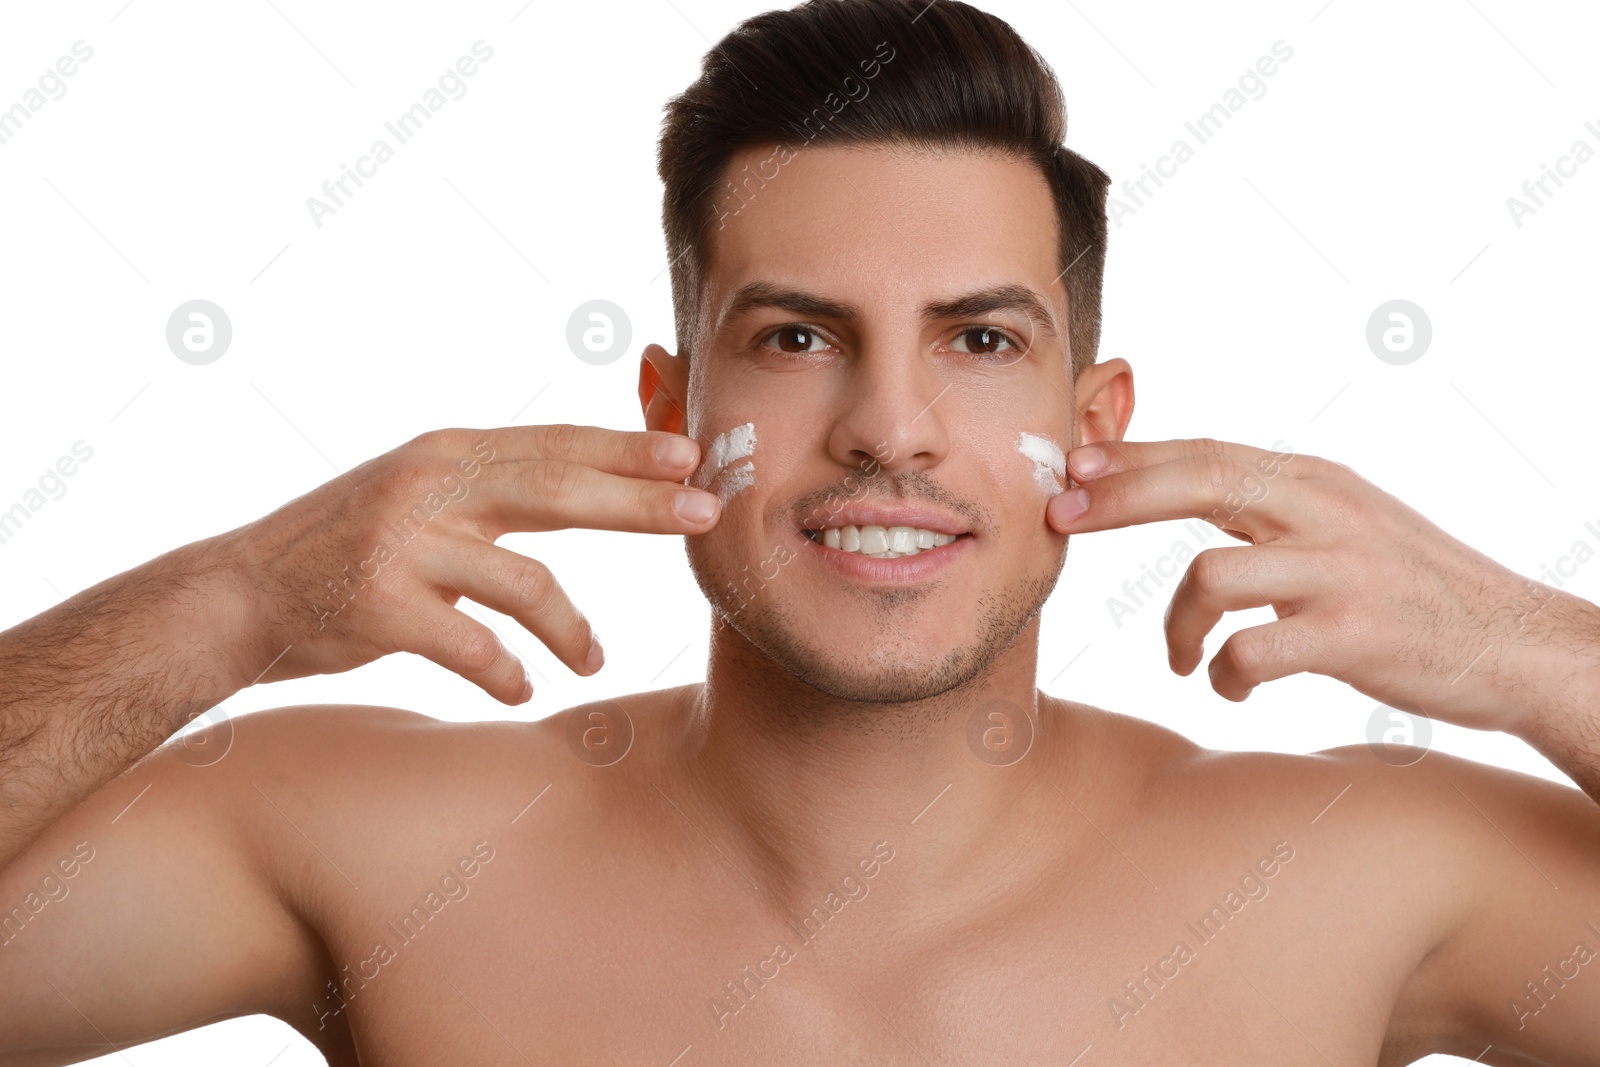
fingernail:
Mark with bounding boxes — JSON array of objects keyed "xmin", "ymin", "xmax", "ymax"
[
  {"xmin": 585, "ymin": 635, "xmax": 605, "ymax": 673},
  {"xmin": 1053, "ymin": 487, "xmax": 1089, "ymax": 524},
  {"xmin": 674, "ymin": 489, "xmax": 718, "ymax": 523},
  {"xmin": 655, "ymin": 436, "xmax": 698, "ymax": 468},
  {"xmin": 1067, "ymin": 446, "xmax": 1104, "ymax": 479},
  {"xmin": 519, "ymin": 672, "xmax": 534, "ymax": 702}
]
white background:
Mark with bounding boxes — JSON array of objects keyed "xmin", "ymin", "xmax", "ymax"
[{"xmin": 1, "ymin": 0, "xmax": 1596, "ymax": 1062}]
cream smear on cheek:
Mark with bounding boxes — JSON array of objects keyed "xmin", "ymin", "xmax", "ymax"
[
  {"xmin": 691, "ymin": 422, "xmax": 757, "ymax": 504},
  {"xmin": 1016, "ymin": 431, "xmax": 1066, "ymax": 494}
]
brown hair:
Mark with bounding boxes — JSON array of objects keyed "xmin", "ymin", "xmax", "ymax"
[{"xmin": 656, "ymin": 0, "xmax": 1110, "ymax": 376}]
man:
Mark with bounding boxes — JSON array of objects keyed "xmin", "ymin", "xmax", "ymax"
[{"xmin": 3, "ymin": 0, "xmax": 1599, "ymax": 1062}]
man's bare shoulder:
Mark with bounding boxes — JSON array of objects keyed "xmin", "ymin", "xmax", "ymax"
[
  {"xmin": 228, "ymin": 687, "xmax": 696, "ymax": 833},
  {"xmin": 1041, "ymin": 694, "xmax": 1562, "ymax": 895},
  {"xmin": 1054, "ymin": 695, "xmax": 1600, "ymax": 945},
  {"xmin": 1048, "ymin": 692, "xmax": 1586, "ymax": 836},
  {"xmin": 233, "ymin": 686, "xmax": 696, "ymax": 800}
]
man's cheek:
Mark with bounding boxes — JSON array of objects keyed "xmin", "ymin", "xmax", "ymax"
[{"xmin": 1015, "ymin": 431, "xmax": 1067, "ymax": 494}]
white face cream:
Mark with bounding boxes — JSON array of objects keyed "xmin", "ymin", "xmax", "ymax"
[
  {"xmin": 692, "ymin": 422, "xmax": 758, "ymax": 504},
  {"xmin": 1016, "ymin": 431, "xmax": 1066, "ymax": 494}
]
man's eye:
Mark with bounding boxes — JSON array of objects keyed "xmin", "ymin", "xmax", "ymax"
[
  {"xmin": 760, "ymin": 325, "xmax": 830, "ymax": 354},
  {"xmin": 951, "ymin": 326, "xmax": 1020, "ymax": 357}
]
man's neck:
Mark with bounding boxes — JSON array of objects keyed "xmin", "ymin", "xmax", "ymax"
[{"xmin": 673, "ymin": 614, "xmax": 1079, "ymax": 917}]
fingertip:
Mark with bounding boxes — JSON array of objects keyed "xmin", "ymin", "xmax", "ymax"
[
  {"xmin": 654, "ymin": 434, "xmax": 699, "ymax": 471},
  {"xmin": 1048, "ymin": 487, "xmax": 1089, "ymax": 528},
  {"xmin": 1066, "ymin": 445, "xmax": 1106, "ymax": 480},
  {"xmin": 673, "ymin": 489, "xmax": 720, "ymax": 525}
]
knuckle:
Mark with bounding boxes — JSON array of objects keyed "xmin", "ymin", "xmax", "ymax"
[
  {"xmin": 1220, "ymin": 634, "xmax": 1264, "ymax": 681},
  {"xmin": 408, "ymin": 427, "xmax": 460, "ymax": 454},
  {"xmin": 509, "ymin": 559, "xmax": 557, "ymax": 615},
  {"xmin": 452, "ymin": 626, "xmax": 503, "ymax": 675},
  {"xmin": 1190, "ymin": 549, "xmax": 1229, "ymax": 592},
  {"xmin": 369, "ymin": 461, "xmax": 428, "ymax": 509},
  {"xmin": 536, "ymin": 459, "xmax": 581, "ymax": 503},
  {"xmin": 1187, "ymin": 436, "xmax": 1228, "ymax": 457},
  {"xmin": 538, "ymin": 423, "xmax": 581, "ymax": 460},
  {"xmin": 1198, "ymin": 452, "xmax": 1239, "ymax": 497},
  {"xmin": 1296, "ymin": 452, "xmax": 1335, "ymax": 478},
  {"xmin": 640, "ymin": 479, "xmax": 670, "ymax": 521}
]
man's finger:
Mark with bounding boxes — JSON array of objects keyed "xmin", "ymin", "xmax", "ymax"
[
  {"xmin": 1207, "ymin": 615, "xmax": 1328, "ymax": 702},
  {"xmin": 427, "ymin": 424, "xmax": 704, "ymax": 481},
  {"xmin": 431, "ymin": 541, "xmax": 601, "ymax": 678},
  {"xmin": 402, "ymin": 606, "xmax": 531, "ymax": 705},
  {"xmin": 1047, "ymin": 450, "xmax": 1298, "ymax": 540},
  {"xmin": 1164, "ymin": 545, "xmax": 1317, "ymax": 675},
  {"xmin": 470, "ymin": 459, "xmax": 721, "ymax": 539},
  {"xmin": 1064, "ymin": 437, "xmax": 1286, "ymax": 484}
]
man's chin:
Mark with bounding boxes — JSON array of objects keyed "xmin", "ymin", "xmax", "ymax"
[
  {"xmin": 764, "ymin": 636, "xmax": 989, "ymax": 705},
  {"xmin": 708, "ymin": 592, "xmax": 1038, "ymax": 708}
]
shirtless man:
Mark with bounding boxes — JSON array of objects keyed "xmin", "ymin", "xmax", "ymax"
[{"xmin": 4, "ymin": 1, "xmax": 1600, "ymax": 1063}]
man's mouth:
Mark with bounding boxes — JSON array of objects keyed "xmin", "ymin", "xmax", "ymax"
[{"xmin": 802, "ymin": 525, "xmax": 965, "ymax": 559}]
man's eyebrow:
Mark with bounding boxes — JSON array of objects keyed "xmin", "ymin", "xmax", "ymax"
[{"xmin": 720, "ymin": 281, "xmax": 1060, "ymax": 339}]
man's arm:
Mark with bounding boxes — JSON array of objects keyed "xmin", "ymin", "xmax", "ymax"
[
  {"xmin": 1519, "ymin": 633, "xmax": 1600, "ymax": 805},
  {"xmin": 1364, "ymin": 747, "xmax": 1600, "ymax": 1063},
  {"xmin": 0, "ymin": 708, "xmax": 352, "ymax": 1065},
  {"xmin": 0, "ymin": 425, "xmax": 719, "ymax": 870},
  {"xmin": 1049, "ymin": 437, "xmax": 1600, "ymax": 802},
  {"xmin": 0, "ymin": 538, "xmax": 259, "ymax": 870}
]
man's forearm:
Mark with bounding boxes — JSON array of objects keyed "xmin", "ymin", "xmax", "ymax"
[
  {"xmin": 0, "ymin": 537, "xmax": 258, "ymax": 869},
  {"xmin": 1515, "ymin": 589, "xmax": 1600, "ymax": 806}
]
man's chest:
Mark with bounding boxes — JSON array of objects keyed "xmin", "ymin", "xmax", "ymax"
[{"xmin": 310, "ymin": 855, "xmax": 1403, "ymax": 1065}]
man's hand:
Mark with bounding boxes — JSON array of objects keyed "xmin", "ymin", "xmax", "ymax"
[
  {"xmin": 0, "ymin": 423, "xmax": 720, "ymax": 868},
  {"xmin": 223, "ymin": 425, "xmax": 721, "ymax": 704},
  {"xmin": 1044, "ymin": 438, "xmax": 1600, "ymax": 746}
]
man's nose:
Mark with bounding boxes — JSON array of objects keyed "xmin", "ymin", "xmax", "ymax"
[{"xmin": 824, "ymin": 345, "xmax": 951, "ymax": 474}]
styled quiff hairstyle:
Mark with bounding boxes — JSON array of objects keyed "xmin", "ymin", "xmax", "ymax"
[{"xmin": 656, "ymin": 0, "xmax": 1111, "ymax": 375}]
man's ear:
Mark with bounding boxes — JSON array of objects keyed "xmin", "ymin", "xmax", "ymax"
[
  {"xmin": 1073, "ymin": 357, "xmax": 1134, "ymax": 448},
  {"xmin": 639, "ymin": 343, "xmax": 688, "ymax": 434}
]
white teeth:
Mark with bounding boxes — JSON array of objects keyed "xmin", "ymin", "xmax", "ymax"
[{"xmin": 808, "ymin": 524, "xmax": 959, "ymax": 556}]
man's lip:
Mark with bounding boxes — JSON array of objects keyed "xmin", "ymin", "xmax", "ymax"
[{"xmin": 799, "ymin": 504, "xmax": 970, "ymax": 536}]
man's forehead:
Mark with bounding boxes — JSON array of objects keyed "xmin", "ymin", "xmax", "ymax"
[{"xmin": 703, "ymin": 144, "xmax": 1065, "ymax": 338}]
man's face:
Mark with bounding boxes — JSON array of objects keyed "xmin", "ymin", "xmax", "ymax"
[{"xmin": 681, "ymin": 143, "xmax": 1079, "ymax": 703}]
